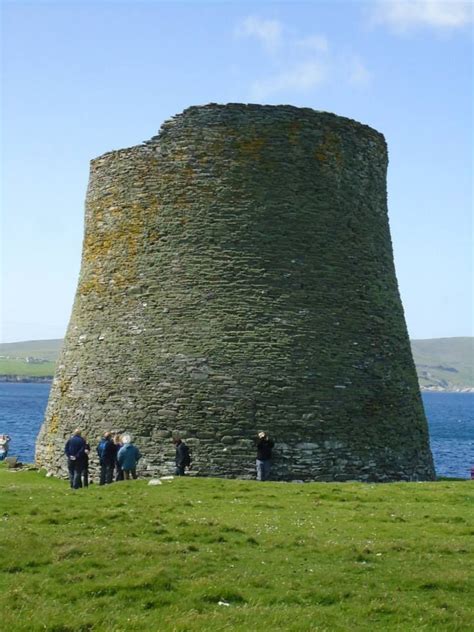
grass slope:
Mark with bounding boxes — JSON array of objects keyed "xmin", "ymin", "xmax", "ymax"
[
  {"xmin": 411, "ymin": 338, "xmax": 474, "ymax": 390},
  {"xmin": 0, "ymin": 358, "xmax": 56, "ymax": 377},
  {"xmin": 0, "ymin": 468, "xmax": 472, "ymax": 631},
  {"xmin": 0, "ymin": 339, "xmax": 63, "ymax": 361}
]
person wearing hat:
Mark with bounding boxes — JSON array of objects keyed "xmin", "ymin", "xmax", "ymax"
[{"xmin": 256, "ymin": 431, "xmax": 275, "ymax": 481}]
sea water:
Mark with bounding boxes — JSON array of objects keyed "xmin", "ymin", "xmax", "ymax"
[{"xmin": 0, "ymin": 383, "xmax": 472, "ymax": 478}]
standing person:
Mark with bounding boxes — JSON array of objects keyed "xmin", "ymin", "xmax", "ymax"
[
  {"xmin": 64, "ymin": 429, "xmax": 86, "ymax": 489},
  {"xmin": 255, "ymin": 431, "xmax": 274, "ymax": 481},
  {"xmin": 0, "ymin": 434, "xmax": 11, "ymax": 461},
  {"xmin": 117, "ymin": 435, "xmax": 141, "ymax": 480},
  {"xmin": 97, "ymin": 431, "xmax": 116, "ymax": 485},
  {"xmin": 79, "ymin": 439, "xmax": 90, "ymax": 488},
  {"xmin": 173, "ymin": 437, "xmax": 191, "ymax": 476},
  {"xmin": 113, "ymin": 434, "xmax": 124, "ymax": 481}
]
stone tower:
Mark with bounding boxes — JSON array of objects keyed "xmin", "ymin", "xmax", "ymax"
[{"xmin": 36, "ymin": 104, "xmax": 435, "ymax": 481}]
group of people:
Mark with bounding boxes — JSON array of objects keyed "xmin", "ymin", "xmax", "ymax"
[
  {"xmin": 64, "ymin": 430, "xmax": 193, "ymax": 489},
  {"xmin": 64, "ymin": 429, "xmax": 142, "ymax": 489},
  {"xmin": 64, "ymin": 428, "xmax": 274, "ymax": 489}
]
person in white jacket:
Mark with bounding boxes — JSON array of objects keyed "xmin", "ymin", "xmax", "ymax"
[{"xmin": 0, "ymin": 434, "xmax": 11, "ymax": 461}]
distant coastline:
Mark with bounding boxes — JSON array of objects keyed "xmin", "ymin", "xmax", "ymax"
[
  {"xmin": 0, "ymin": 376, "xmax": 472, "ymax": 393},
  {"xmin": 0, "ymin": 375, "xmax": 53, "ymax": 383}
]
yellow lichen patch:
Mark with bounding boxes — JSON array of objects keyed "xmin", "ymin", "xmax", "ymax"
[
  {"xmin": 182, "ymin": 166, "xmax": 195, "ymax": 180},
  {"xmin": 315, "ymin": 131, "xmax": 344, "ymax": 167},
  {"xmin": 83, "ymin": 199, "xmax": 156, "ymax": 266},
  {"xmin": 288, "ymin": 121, "xmax": 302, "ymax": 145},
  {"xmin": 237, "ymin": 137, "xmax": 266, "ymax": 159},
  {"xmin": 78, "ymin": 274, "xmax": 107, "ymax": 296},
  {"xmin": 83, "ymin": 232, "xmax": 114, "ymax": 263},
  {"xmin": 169, "ymin": 149, "xmax": 190, "ymax": 162},
  {"xmin": 49, "ymin": 413, "xmax": 59, "ymax": 434},
  {"xmin": 45, "ymin": 442, "xmax": 54, "ymax": 461},
  {"xmin": 59, "ymin": 378, "xmax": 72, "ymax": 396}
]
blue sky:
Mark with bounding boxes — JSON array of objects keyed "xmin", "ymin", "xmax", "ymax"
[{"xmin": 1, "ymin": 0, "xmax": 472, "ymax": 343}]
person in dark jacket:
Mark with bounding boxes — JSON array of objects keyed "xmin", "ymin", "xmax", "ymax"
[
  {"xmin": 256, "ymin": 431, "xmax": 274, "ymax": 481},
  {"xmin": 64, "ymin": 429, "xmax": 86, "ymax": 489},
  {"xmin": 97, "ymin": 431, "xmax": 116, "ymax": 485},
  {"xmin": 117, "ymin": 434, "xmax": 141, "ymax": 480},
  {"xmin": 173, "ymin": 437, "xmax": 191, "ymax": 476},
  {"xmin": 79, "ymin": 440, "xmax": 90, "ymax": 488}
]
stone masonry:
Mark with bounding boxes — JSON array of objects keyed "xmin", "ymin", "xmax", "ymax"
[{"xmin": 36, "ymin": 104, "xmax": 435, "ymax": 482}]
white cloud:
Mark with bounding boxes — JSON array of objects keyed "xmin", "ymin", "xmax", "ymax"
[
  {"xmin": 235, "ymin": 16, "xmax": 283, "ymax": 54},
  {"xmin": 296, "ymin": 35, "xmax": 329, "ymax": 53},
  {"xmin": 235, "ymin": 17, "xmax": 370, "ymax": 99},
  {"xmin": 372, "ymin": 0, "xmax": 473, "ymax": 32},
  {"xmin": 251, "ymin": 60, "xmax": 327, "ymax": 100},
  {"xmin": 348, "ymin": 57, "xmax": 371, "ymax": 87}
]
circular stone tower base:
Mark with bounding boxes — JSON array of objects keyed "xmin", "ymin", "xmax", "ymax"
[{"xmin": 36, "ymin": 104, "xmax": 435, "ymax": 482}]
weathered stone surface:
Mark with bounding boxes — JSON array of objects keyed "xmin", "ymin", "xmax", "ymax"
[{"xmin": 36, "ymin": 103, "xmax": 435, "ymax": 482}]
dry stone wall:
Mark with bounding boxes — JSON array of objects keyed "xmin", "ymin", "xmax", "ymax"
[{"xmin": 36, "ymin": 104, "xmax": 435, "ymax": 482}]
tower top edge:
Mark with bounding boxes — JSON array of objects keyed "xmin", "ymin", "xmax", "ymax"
[{"xmin": 91, "ymin": 102, "xmax": 386, "ymax": 164}]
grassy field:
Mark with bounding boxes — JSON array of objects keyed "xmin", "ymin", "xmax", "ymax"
[
  {"xmin": 0, "ymin": 339, "xmax": 61, "ymax": 378},
  {"xmin": 0, "ymin": 358, "xmax": 56, "ymax": 377},
  {"xmin": 0, "ymin": 467, "xmax": 472, "ymax": 631}
]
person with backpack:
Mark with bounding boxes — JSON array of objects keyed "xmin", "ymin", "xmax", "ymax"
[
  {"xmin": 173, "ymin": 437, "xmax": 191, "ymax": 476},
  {"xmin": 117, "ymin": 434, "xmax": 141, "ymax": 480},
  {"xmin": 97, "ymin": 431, "xmax": 116, "ymax": 485}
]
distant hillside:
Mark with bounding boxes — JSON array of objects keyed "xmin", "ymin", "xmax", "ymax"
[
  {"xmin": 411, "ymin": 337, "xmax": 473, "ymax": 392},
  {"xmin": 0, "ymin": 339, "xmax": 63, "ymax": 361},
  {"xmin": 0, "ymin": 337, "xmax": 472, "ymax": 391},
  {"xmin": 0, "ymin": 339, "xmax": 62, "ymax": 380}
]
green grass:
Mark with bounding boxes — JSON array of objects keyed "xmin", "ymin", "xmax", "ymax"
[
  {"xmin": 0, "ymin": 358, "xmax": 55, "ymax": 377},
  {"xmin": 0, "ymin": 467, "xmax": 472, "ymax": 631},
  {"xmin": 0, "ymin": 339, "xmax": 61, "ymax": 378}
]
